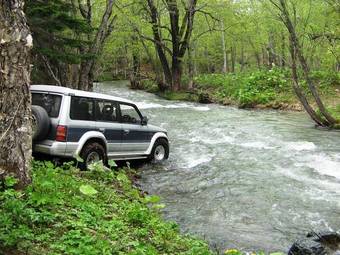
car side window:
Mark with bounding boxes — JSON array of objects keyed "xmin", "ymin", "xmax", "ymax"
[
  {"xmin": 96, "ymin": 100, "xmax": 118, "ymax": 122},
  {"xmin": 70, "ymin": 96, "xmax": 94, "ymax": 121},
  {"xmin": 120, "ymin": 104, "xmax": 142, "ymax": 125}
]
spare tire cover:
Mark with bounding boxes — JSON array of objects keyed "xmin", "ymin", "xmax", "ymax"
[{"xmin": 32, "ymin": 105, "xmax": 50, "ymax": 141}]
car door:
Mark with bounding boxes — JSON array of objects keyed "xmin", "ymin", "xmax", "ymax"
[
  {"xmin": 119, "ymin": 103, "xmax": 149, "ymax": 153},
  {"xmin": 95, "ymin": 100, "xmax": 122, "ymax": 154}
]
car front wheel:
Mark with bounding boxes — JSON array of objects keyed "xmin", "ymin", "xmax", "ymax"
[{"xmin": 150, "ymin": 138, "xmax": 169, "ymax": 162}]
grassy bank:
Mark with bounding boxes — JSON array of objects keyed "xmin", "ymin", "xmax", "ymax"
[
  {"xmin": 138, "ymin": 69, "xmax": 340, "ymax": 115},
  {"xmin": 0, "ymin": 161, "xmax": 290, "ymax": 255},
  {"xmin": 0, "ymin": 161, "xmax": 214, "ymax": 255}
]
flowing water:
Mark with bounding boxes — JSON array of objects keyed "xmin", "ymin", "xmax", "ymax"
[{"xmin": 95, "ymin": 81, "xmax": 340, "ymax": 252}]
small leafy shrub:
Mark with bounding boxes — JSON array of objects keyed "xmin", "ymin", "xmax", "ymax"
[{"xmin": 140, "ymin": 79, "xmax": 159, "ymax": 93}]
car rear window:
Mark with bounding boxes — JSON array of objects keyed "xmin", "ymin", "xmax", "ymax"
[{"xmin": 32, "ymin": 93, "xmax": 62, "ymax": 118}]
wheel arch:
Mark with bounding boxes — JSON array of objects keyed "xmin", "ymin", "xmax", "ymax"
[
  {"xmin": 145, "ymin": 132, "xmax": 168, "ymax": 155},
  {"xmin": 75, "ymin": 131, "xmax": 108, "ymax": 157}
]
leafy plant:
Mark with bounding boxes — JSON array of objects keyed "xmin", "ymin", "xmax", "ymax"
[{"xmin": 0, "ymin": 161, "xmax": 214, "ymax": 254}]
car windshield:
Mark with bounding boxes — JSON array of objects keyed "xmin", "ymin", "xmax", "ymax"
[{"xmin": 32, "ymin": 93, "xmax": 62, "ymax": 118}]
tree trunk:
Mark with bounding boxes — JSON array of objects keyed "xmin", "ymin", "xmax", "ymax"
[
  {"xmin": 221, "ymin": 21, "xmax": 227, "ymax": 73},
  {"xmin": 267, "ymin": 31, "xmax": 276, "ymax": 68},
  {"xmin": 78, "ymin": 0, "xmax": 116, "ymax": 91},
  {"xmin": 172, "ymin": 62, "xmax": 182, "ymax": 91},
  {"xmin": 129, "ymin": 37, "xmax": 141, "ymax": 89},
  {"xmin": 277, "ymin": 0, "xmax": 336, "ymax": 126},
  {"xmin": 204, "ymin": 47, "xmax": 210, "ymax": 73},
  {"xmin": 0, "ymin": 0, "xmax": 33, "ymax": 188},
  {"xmin": 281, "ymin": 32, "xmax": 286, "ymax": 67},
  {"xmin": 289, "ymin": 37, "xmax": 325, "ymax": 126},
  {"xmin": 78, "ymin": 60, "xmax": 93, "ymax": 91},
  {"xmin": 240, "ymin": 43, "xmax": 245, "ymax": 72},
  {"xmin": 187, "ymin": 40, "xmax": 194, "ymax": 89},
  {"xmin": 231, "ymin": 46, "xmax": 236, "ymax": 73},
  {"xmin": 261, "ymin": 46, "xmax": 267, "ymax": 67}
]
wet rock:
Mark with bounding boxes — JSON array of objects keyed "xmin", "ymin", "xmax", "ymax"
[
  {"xmin": 289, "ymin": 231, "xmax": 340, "ymax": 255},
  {"xmin": 198, "ymin": 93, "xmax": 212, "ymax": 104},
  {"xmin": 289, "ymin": 239, "xmax": 325, "ymax": 255}
]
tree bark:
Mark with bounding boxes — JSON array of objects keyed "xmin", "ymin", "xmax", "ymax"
[
  {"xmin": 187, "ymin": 40, "xmax": 195, "ymax": 89},
  {"xmin": 78, "ymin": 0, "xmax": 116, "ymax": 91},
  {"xmin": 146, "ymin": 0, "xmax": 197, "ymax": 91},
  {"xmin": 289, "ymin": 36, "xmax": 325, "ymax": 126},
  {"xmin": 240, "ymin": 43, "xmax": 245, "ymax": 72},
  {"xmin": 267, "ymin": 31, "xmax": 276, "ymax": 68},
  {"xmin": 280, "ymin": 31, "xmax": 286, "ymax": 67},
  {"xmin": 231, "ymin": 46, "xmax": 236, "ymax": 73},
  {"xmin": 221, "ymin": 21, "xmax": 228, "ymax": 73},
  {"xmin": 0, "ymin": 0, "xmax": 33, "ymax": 188},
  {"xmin": 277, "ymin": 0, "xmax": 337, "ymax": 126}
]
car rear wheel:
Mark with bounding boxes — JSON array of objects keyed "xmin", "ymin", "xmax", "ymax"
[
  {"xmin": 79, "ymin": 142, "xmax": 106, "ymax": 170},
  {"xmin": 32, "ymin": 105, "xmax": 50, "ymax": 141},
  {"xmin": 150, "ymin": 138, "xmax": 169, "ymax": 162}
]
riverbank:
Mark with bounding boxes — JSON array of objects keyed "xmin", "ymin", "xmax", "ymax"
[
  {"xmin": 0, "ymin": 161, "xmax": 214, "ymax": 255},
  {"xmin": 135, "ymin": 69, "xmax": 340, "ymax": 119}
]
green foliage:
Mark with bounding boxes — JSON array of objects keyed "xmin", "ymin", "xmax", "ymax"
[
  {"xmin": 26, "ymin": 0, "xmax": 93, "ymax": 84},
  {"xmin": 26, "ymin": 0, "xmax": 91, "ymax": 63},
  {"xmin": 161, "ymin": 91, "xmax": 199, "ymax": 102},
  {"xmin": 194, "ymin": 69, "xmax": 339, "ymax": 109},
  {"xmin": 194, "ymin": 69, "xmax": 294, "ymax": 108},
  {"xmin": 0, "ymin": 161, "xmax": 214, "ymax": 255},
  {"xmin": 139, "ymin": 79, "xmax": 160, "ymax": 93},
  {"xmin": 79, "ymin": 184, "xmax": 98, "ymax": 196},
  {"xmin": 224, "ymin": 250, "xmax": 285, "ymax": 255}
]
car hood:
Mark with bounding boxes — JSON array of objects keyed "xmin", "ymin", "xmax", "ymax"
[{"xmin": 147, "ymin": 124, "xmax": 167, "ymax": 134}]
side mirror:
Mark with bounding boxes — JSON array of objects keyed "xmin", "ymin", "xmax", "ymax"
[{"xmin": 141, "ymin": 116, "xmax": 148, "ymax": 125}]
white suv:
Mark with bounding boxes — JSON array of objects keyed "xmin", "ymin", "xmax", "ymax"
[{"xmin": 31, "ymin": 85, "xmax": 169, "ymax": 168}]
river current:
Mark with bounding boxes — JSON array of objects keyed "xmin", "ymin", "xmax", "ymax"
[{"xmin": 95, "ymin": 81, "xmax": 340, "ymax": 252}]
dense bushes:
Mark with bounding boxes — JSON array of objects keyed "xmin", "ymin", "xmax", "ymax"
[
  {"xmin": 194, "ymin": 69, "xmax": 339, "ymax": 108},
  {"xmin": 195, "ymin": 69, "xmax": 292, "ymax": 107},
  {"xmin": 0, "ymin": 161, "xmax": 214, "ymax": 255}
]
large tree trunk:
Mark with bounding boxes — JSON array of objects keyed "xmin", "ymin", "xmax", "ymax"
[
  {"xmin": 172, "ymin": 62, "xmax": 182, "ymax": 91},
  {"xmin": 0, "ymin": 0, "xmax": 32, "ymax": 188},
  {"xmin": 289, "ymin": 38, "xmax": 325, "ymax": 126},
  {"xmin": 78, "ymin": 0, "xmax": 116, "ymax": 91},
  {"xmin": 146, "ymin": 0, "xmax": 197, "ymax": 91},
  {"xmin": 277, "ymin": 0, "xmax": 337, "ymax": 126},
  {"xmin": 78, "ymin": 60, "xmax": 93, "ymax": 91}
]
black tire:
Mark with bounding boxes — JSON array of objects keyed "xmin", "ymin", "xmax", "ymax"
[
  {"xmin": 149, "ymin": 138, "xmax": 169, "ymax": 162},
  {"xmin": 32, "ymin": 105, "xmax": 50, "ymax": 141},
  {"xmin": 79, "ymin": 142, "xmax": 107, "ymax": 170}
]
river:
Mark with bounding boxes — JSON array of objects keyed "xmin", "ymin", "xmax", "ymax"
[{"xmin": 95, "ymin": 80, "xmax": 340, "ymax": 253}]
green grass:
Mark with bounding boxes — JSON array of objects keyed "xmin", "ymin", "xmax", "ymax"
[
  {"xmin": 119, "ymin": 68, "xmax": 340, "ymax": 117},
  {"xmin": 194, "ymin": 69, "xmax": 339, "ymax": 110},
  {"xmin": 0, "ymin": 161, "xmax": 214, "ymax": 255}
]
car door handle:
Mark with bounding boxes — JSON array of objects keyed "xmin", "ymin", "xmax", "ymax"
[{"xmin": 123, "ymin": 129, "xmax": 130, "ymax": 135}]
